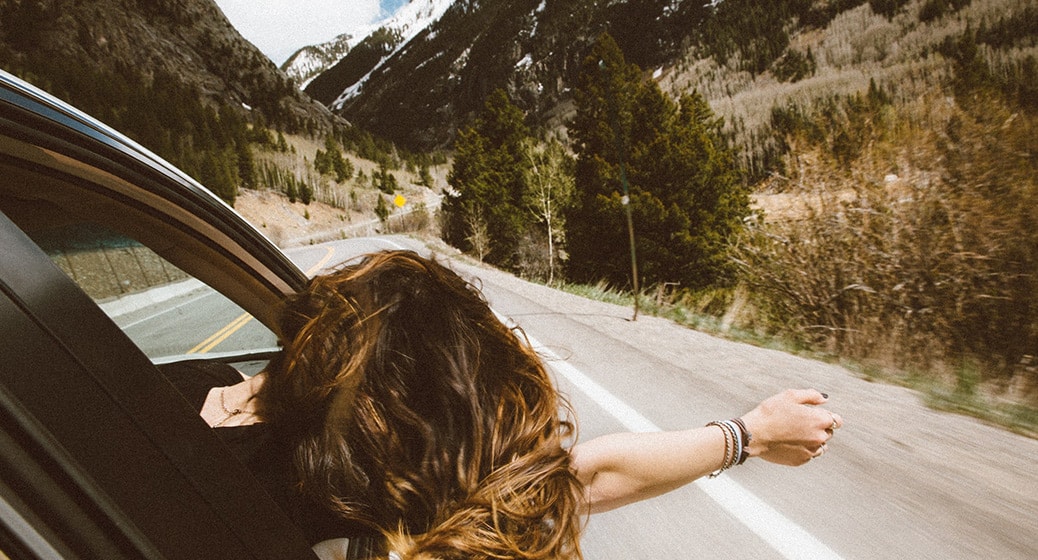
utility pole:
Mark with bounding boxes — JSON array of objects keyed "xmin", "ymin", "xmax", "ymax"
[{"xmin": 599, "ymin": 59, "xmax": 640, "ymax": 321}]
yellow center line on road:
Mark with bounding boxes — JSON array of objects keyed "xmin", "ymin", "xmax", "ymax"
[
  {"xmin": 305, "ymin": 246, "xmax": 336, "ymax": 277},
  {"xmin": 187, "ymin": 245, "xmax": 337, "ymax": 354},
  {"xmin": 187, "ymin": 312, "xmax": 253, "ymax": 354}
]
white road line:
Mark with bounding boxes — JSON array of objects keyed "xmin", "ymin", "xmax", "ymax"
[
  {"xmin": 374, "ymin": 238, "xmax": 408, "ymax": 251},
  {"xmin": 541, "ymin": 351, "xmax": 658, "ymax": 434},
  {"xmin": 120, "ymin": 290, "xmax": 214, "ymax": 329},
  {"xmin": 532, "ymin": 339, "xmax": 846, "ymax": 560}
]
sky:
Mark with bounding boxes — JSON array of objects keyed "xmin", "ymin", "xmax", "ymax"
[{"xmin": 214, "ymin": 0, "xmax": 409, "ymax": 65}]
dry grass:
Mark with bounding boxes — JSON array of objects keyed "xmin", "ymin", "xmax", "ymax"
[{"xmin": 728, "ymin": 82, "xmax": 1037, "ymax": 413}]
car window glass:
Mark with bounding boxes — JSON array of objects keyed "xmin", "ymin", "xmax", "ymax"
[{"xmin": 27, "ymin": 221, "xmax": 278, "ymax": 363}]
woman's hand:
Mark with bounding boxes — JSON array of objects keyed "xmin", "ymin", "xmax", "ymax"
[{"xmin": 740, "ymin": 389, "xmax": 842, "ymax": 466}]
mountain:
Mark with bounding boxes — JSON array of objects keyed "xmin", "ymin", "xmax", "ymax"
[
  {"xmin": 305, "ymin": 0, "xmax": 711, "ymax": 150},
  {"xmin": 0, "ymin": 0, "xmax": 362, "ymax": 206},
  {"xmin": 0, "ymin": 0, "xmax": 340, "ymax": 134},
  {"xmin": 280, "ymin": 33, "xmax": 356, "ymax": 89},
  {"xmin": 283, "ymin": 0, "xmax": 452, "ymax": 92},
  {"xmin": 303, "ymin": 0, "xmax": 1036, "ymax": 162},
  {"xmin": 302, "ymin": 0, "xmax": 454, "ymax": 112}
]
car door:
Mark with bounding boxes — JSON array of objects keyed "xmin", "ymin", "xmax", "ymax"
[{"xmin": 0, "ymin": 71, "xmax": 317, "ymax": 559}]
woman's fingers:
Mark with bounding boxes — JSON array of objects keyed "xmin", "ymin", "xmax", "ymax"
[{"xmin": 787, "ymin": 388, "xmax": 829, "ymax": 406}]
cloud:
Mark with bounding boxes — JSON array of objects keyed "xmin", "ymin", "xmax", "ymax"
[{"xmin": 215, "ymin": 0, "xmax": 383, "ymax": 65}]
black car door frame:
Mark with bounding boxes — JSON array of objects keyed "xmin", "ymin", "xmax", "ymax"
[
  {"xmin": 0, "ymin": 70, "xmax": 317, "ymax": 559},
  {"xmin": 0, "ymin": 207, "xmax": 317, "ymax": 559}
]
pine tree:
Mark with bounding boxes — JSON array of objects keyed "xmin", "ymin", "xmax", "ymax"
[
  {"xmin": 568, "ymin": 34, "xmax": 750, "ymax": 291},
  {"xmin": 443, "ymin": 89, "xmax": 530, "ymax": 268},
  {"xmin": 567, "ymin": 34, "xmax": 646, "ymax": 289},
  {"xmin": 315, "ymin": 136, "xmax": 354, "ymax": 183},
  {"xmin": 235, "ymin": 140, "xmax": 257, "ymax": 190},
  {"xmin": 442, "ymin": 127, "xmax": 490, "ymax": 252},
  {"xmin": 375, "ymin": 193, "xmax": 390, "ymax": 224},
  {"xmin": 199, "ymin": 147, "xmax": 239, "ymax": 205},
  {"xmin": 418, "ymin": 164, "xmax": 434, "ymax": 188},
  {"xmin": 377, "ymin": 163, "xmax": 398, "ymax": 194}
]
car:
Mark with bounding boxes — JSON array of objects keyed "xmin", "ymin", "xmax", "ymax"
[{"xmin": 0, "ymin": 69, "xmax": 320, "ymax": 558}]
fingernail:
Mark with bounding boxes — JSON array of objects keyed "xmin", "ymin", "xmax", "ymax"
[{"xmin": 821, "ymin": 392, "xmax": 829, "ymax": 399}]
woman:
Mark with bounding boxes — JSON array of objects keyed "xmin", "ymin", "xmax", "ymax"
[{"xmin": 170, "ymin": 250, "xmax": 842, "ymax": 559}]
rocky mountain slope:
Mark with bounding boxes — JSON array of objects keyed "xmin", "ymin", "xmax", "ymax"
[
  {"xmin": 285, "ymin": 0, "xmax": 451, "ymax": 93},
  {"xmin": 0, "ymin": 0, "xmax": 340, "ymax": 134},
  {"xmin": 306, "ymin": 0, "xmax": 705, "ymax": 150},
  {"xmin": 280, "ymin": 32, "xmax": 357, "ymax": 89}
]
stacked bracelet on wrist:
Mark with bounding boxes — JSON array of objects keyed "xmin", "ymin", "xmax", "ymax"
[{"xmin": 706, "ymin": 418, "xmax": 752, "ymax": 478}]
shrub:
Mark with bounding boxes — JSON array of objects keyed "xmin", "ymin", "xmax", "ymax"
[{"xmin": 734, "ymin": 92, "xmax": 1037, "ymax": 388}]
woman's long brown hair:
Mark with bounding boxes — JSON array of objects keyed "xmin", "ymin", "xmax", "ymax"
[{"xmin": 256, "ymin": 250, "xmax": 584, "ymax": 559}]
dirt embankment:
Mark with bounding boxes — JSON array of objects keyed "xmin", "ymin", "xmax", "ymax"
[{"xmin": 233, "ymin": 187, "xmax": 442, "ymax": 248}]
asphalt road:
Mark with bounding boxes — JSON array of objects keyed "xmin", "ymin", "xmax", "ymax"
[{"xmin": 133, "ymin": 236, "xmax": 1038, "ymax": 559}]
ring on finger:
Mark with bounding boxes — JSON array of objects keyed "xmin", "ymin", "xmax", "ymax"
[{"xmin": 828, "ymin": 411, "xmax": 839, "ymax": 432}]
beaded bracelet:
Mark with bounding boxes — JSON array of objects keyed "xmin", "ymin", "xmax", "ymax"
[
  {"xmin": 706, "ymin": 421, "xmax": 735, "ymax": 477},
  {"xmin": 730, "ymin": 417, "xmax": 752, "ymax": 465},
  {"xmin": 706, "ymin": 418, "xmax": 752, "ymax": 477}
]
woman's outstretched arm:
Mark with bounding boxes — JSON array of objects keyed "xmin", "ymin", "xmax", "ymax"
[{"xmin": 569, "ymin": 389, "xmax": 841, "ymax": 514}]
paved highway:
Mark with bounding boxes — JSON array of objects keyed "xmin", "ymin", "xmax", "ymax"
[
  {"xmin": 447, "ymin": 245, "xmax": 1037, "ymax": 560},
  {"xmin": 127, "ymin": 236, "xmax": 1038, "ymax": 559}
]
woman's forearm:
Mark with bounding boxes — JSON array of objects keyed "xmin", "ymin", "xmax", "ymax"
[
  {"xmin": 569, "ymin": 389, "xmax": 841, "ymax": 514},
  {"xmin": 569, "ymin": 426, "xmax": 728, "ymax": 514}
]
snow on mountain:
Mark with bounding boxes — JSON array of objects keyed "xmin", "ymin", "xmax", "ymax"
[
  {"xmin": 327, "ymin": 0, "xmax": 453, "ymax": 109},
  {"xmin": 355, "ymin": 0, "xmax": 454, "ymax": 50},
  {"xmin": 282, "ymin": 0, "xmax": 451, "ymax": 95},
  {"xmin": 281, "ymin": 33, "xmax": 356, "ymax": 88}
]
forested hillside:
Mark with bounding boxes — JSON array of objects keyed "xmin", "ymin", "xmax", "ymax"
[
  {"xmin": 0, "ymin": 0, "xmax": 439, "ymax": 224},
  {"xmin": 0, "ymin": 0, "xmax": 339, "ymax": 205},
  {"xmin": 674, "ymin": 0, "xmax": 1036, "ymax": 421}
]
